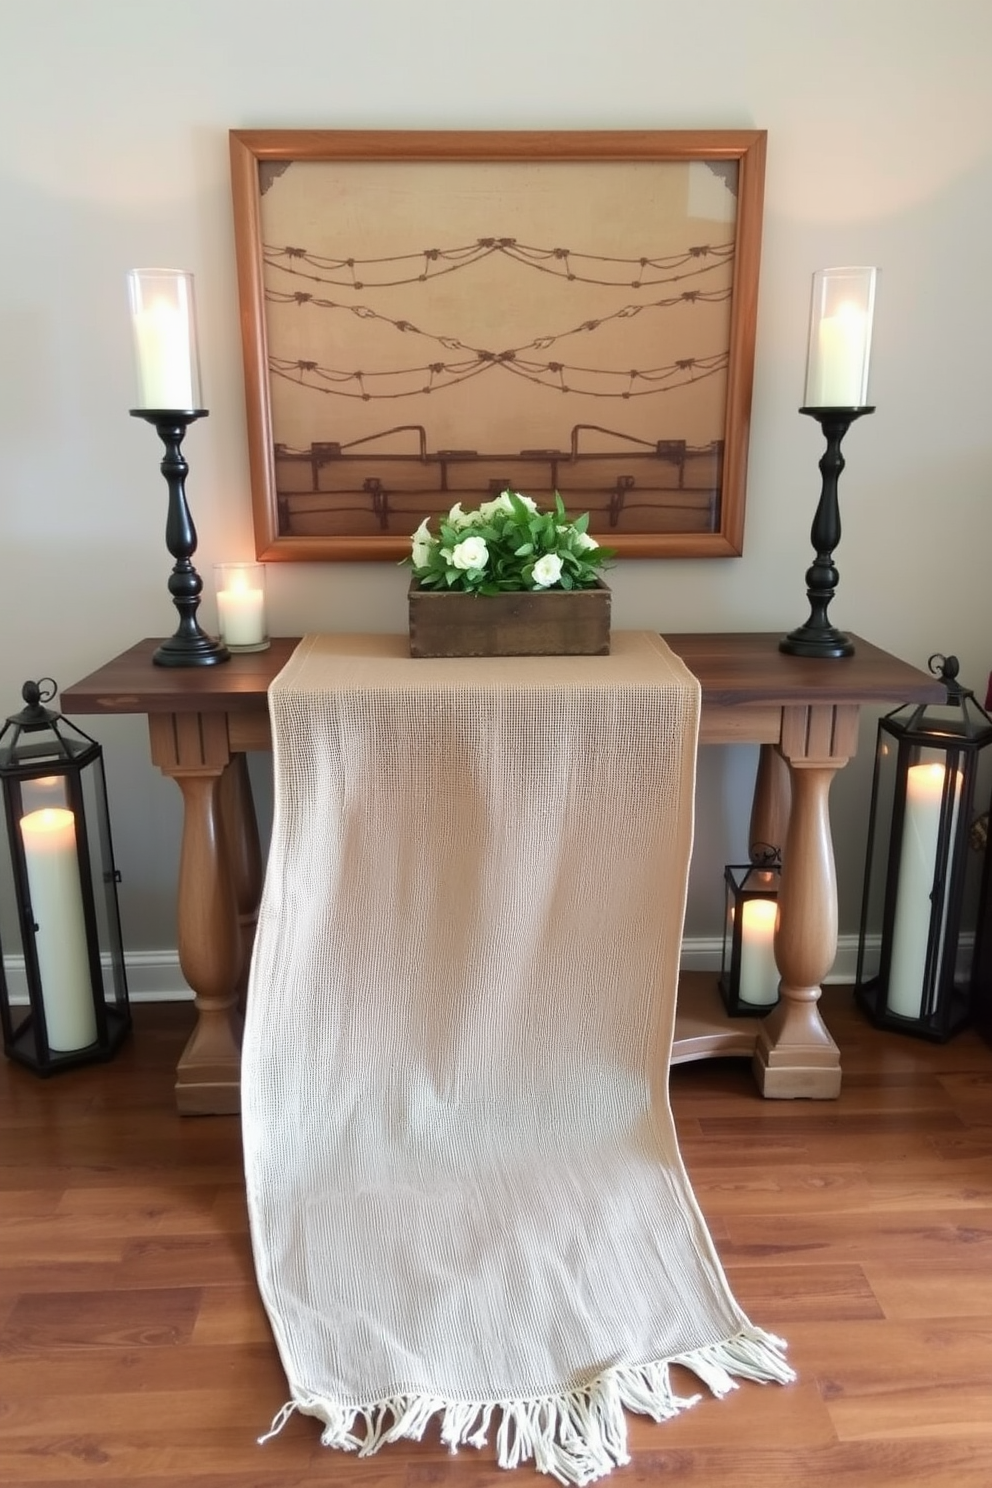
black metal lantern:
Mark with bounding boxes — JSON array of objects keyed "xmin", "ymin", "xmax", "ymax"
[
  {"xmin": 854, "ymin": 654, "xmax": 992, "ymax": 1041},
  {"xmin": 719, "ymin": 855, "xmax": 782, "ymax": 1016},
  {"xmin": 0, "ymin": 680, "xmax": 130, "ymax": 1073}
]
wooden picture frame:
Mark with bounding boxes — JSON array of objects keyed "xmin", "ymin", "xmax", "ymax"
[{"xmin": 229, "ymin": 129, "xmax": 766, "ymax": 562}]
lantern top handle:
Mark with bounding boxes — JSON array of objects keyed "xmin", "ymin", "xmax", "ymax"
[
  {"xmin": 883, "ymin": 651, "xmax": 992, "ymax": 742},
  {"xmin": 0, "ymin": 679, "xmax": 99, "ymax": 763},
  {"xmin": 7, "ymin": 678, "xmax": 60, "ymax": 733},
  {"xmin": 928, "ymin": 653, "xmax": 967, "ymax": 704}
]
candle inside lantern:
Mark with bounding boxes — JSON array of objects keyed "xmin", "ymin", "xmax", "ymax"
[
  {"xmin": 19, "ymin": 807, "xmax": 98, "ymax": 1052},
  {"xmin": 886, "ymin": 761, "xmax": 962, "ymax": 1019},
  {"xmin": 215, "ymin": 563, "xmax": 268, "ymax": 651},
  {"xmin": 127, "ymin": 268, "xmax": 201, "ymax": 410},
  {"xmin": 804, "ymin": 267, "xmax": 876, "ymax": 408},
  {"xmin": 738, "ymin": 897, "xmax": 780, "ymax": 1007}
]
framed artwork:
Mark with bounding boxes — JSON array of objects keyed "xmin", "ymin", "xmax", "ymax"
[{"xmin": 229, "ymin": 129, "xmax": 766, "ymax": 562}]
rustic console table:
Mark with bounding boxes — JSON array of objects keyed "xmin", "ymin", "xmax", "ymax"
[{"xmin": 62, "ymin": 632, "xmax": 941, "ymax": 1114}]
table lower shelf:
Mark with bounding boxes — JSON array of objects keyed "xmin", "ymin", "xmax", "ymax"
[
  {"xmin": 173, "ymin": 971, "xmax": 774, "ymax": 1115},
  {"xmin": 672, "ymin": 971, "xmax": 767, "ymax": 1064}
]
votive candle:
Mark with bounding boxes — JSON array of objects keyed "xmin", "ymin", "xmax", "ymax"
[{"xmin": 215, "ymin": 563, "xmax": 268, "ymax": 651}]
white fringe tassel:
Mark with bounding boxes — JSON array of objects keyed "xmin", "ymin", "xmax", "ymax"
[{"xmin": 258, "ymin": 1326, "xmax": 796, "ymax": 1486}]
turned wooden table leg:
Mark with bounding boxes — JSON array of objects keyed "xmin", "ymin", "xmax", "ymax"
[
  {"xmin": 219, "ymin": 753, "xmax": 263, "ymax": 1015},
  {"xmin": 149, "ymin": 713, "xmax": 244, "ymax": 1115},
  {"xmin": 753, "ymin": 703, "xmax": 860, "ymax": 1099},
  {"xmin": 749, "ymin": 743, "xmax": 791, "ymax": 862}
]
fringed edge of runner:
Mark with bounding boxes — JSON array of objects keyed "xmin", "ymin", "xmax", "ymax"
[{"xmin": 258, "ymin": 1325, "xmax": 796, "ymax": 1486}]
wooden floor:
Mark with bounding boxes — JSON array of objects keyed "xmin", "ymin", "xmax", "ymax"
[{"xmin": 2, "ymin": 992, "xmax": 992, "ymax": 1486}]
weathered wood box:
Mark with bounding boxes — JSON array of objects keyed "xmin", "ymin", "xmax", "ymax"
[{"xmin": 408, "ymin": 579, "xmax": 611, "ymax": 658}]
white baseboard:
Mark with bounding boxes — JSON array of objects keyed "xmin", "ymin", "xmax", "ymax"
[
  {"xmin": 672, "ymin": 934, "xmax": 865, "ymax": 983},
  {"xmin": 4, "ymin": 936, "xmax": 868, "ymax": 1004},
  {"xmin": 3, "ymin": 949, "xmax": 193, "ymax": 1004}
]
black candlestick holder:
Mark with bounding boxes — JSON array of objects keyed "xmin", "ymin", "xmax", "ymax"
[
  {"xmin": 780, "ymin": 406, "xmax": 875, "ymax": 659},
  {"xmin": 131, "ymin": 410, "xmax": 230, "ymax": 667}
]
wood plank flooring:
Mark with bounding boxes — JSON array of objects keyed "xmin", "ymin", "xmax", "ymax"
[{"xmin": 2, "ymin": 990, "xmax": 992, "ymax": 1485}]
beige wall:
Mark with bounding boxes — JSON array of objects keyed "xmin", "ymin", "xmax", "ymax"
[{"xmin": 2, "ymin": 0, "xmax": 990, "ymax": 957}]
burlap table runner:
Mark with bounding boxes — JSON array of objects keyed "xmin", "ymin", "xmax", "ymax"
[{"xmin": 242, "ymin": 631, "xmax": 793, "ymax": 1484}]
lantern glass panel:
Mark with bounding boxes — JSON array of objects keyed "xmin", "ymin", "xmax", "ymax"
[
  {"xmin": 79, "ymin": 755, "xmax": 127, "ymax": 1008},
  {"xmin": 20, "ymin": 776, "xmax": 69, "ymax": 813},
  {"xmin": 857, "ymin": 730, "xmax": 897, "ymax": 991},
  {"xmin": 720, "ymin": 877, "xmax": 735, "ymax": 988},
  {"xmin": 0, "ymin": 828, "xmax": 21, "ymax": 1038}
]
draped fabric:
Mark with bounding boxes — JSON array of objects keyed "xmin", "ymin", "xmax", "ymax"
[{"xmin": 242, "ymin": 631, "xmax": 793, "ymax": 1484}]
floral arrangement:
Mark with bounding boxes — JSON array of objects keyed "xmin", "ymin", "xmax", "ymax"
[{"xmin": 405, "ymin": 490, "xmax": 614, "ymax": 595}]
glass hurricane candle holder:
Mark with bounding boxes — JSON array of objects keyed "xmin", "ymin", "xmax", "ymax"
[
  {"xmin": 127, "ymin": 268, "xmax": 202, "ymax": 412},
  {"xmin": 803, "ymin": 266, "xmax": 876, "ymax": 410}
]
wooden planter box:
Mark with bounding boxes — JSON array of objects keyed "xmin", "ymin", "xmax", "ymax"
[{"xmin": 408, "ymin": 579, "xmax": 611, "ymax": 658}]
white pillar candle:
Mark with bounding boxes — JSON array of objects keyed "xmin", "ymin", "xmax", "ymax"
[
  {"xmin": 886, "ymin": 762, "xmax": 962, "ymax": 1019},
  {"xmin": 127, "ymin": 269, "xmax": 201, "ymax": 410},
  {"xmin": 738, "ymin": 897, "xmax": 780, "ymax": 1007},
  {"xmin": 810, "ymin": 305, "xmax": 869, "ymax": 407},
  {"xmin": 215, "ymin": 563, "xmax": 268, "ymax": 650},
  {"xmin": 133, "ymin": 302, "xmax": 194, "ymax": 408},
  {"xmin": 19, "ymin": 808, "xmax": 98, "ymax": 1052}
]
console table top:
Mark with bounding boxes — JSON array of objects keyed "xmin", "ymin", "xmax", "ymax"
[{"xmin": 60, "ymin": 632, "xmax": 943, "ymax": 717}]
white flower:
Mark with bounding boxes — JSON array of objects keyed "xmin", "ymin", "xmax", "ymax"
[
  {"xmin": 478, "ymin": 489, "xmax": 540, "ymax": 520},
  {"xmin": 410, "ymin": 517, "xmax": 434, "ymax": 568},
  {"xmin": 478, "ymin": 493, "xmax": 513, "ymax": 520},
  {"xmin": 532, "ymin": 553, "xmax": 564, "ymax": 588},
  {"xmin": 557, "ymin": 523, "xmax": 597, "ymax": 551},
  {"xmin": 447, "ymin": 502, "xmax": 474, "ymax": 529},
  {"xmin": 451, "ymin": 535, "xmax": 489, "ymax": 571}
]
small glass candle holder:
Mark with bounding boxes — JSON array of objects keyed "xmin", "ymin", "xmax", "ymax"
[{"xmin": 214, "ymin": 563, "xmax": 269, "ymax": 653}]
